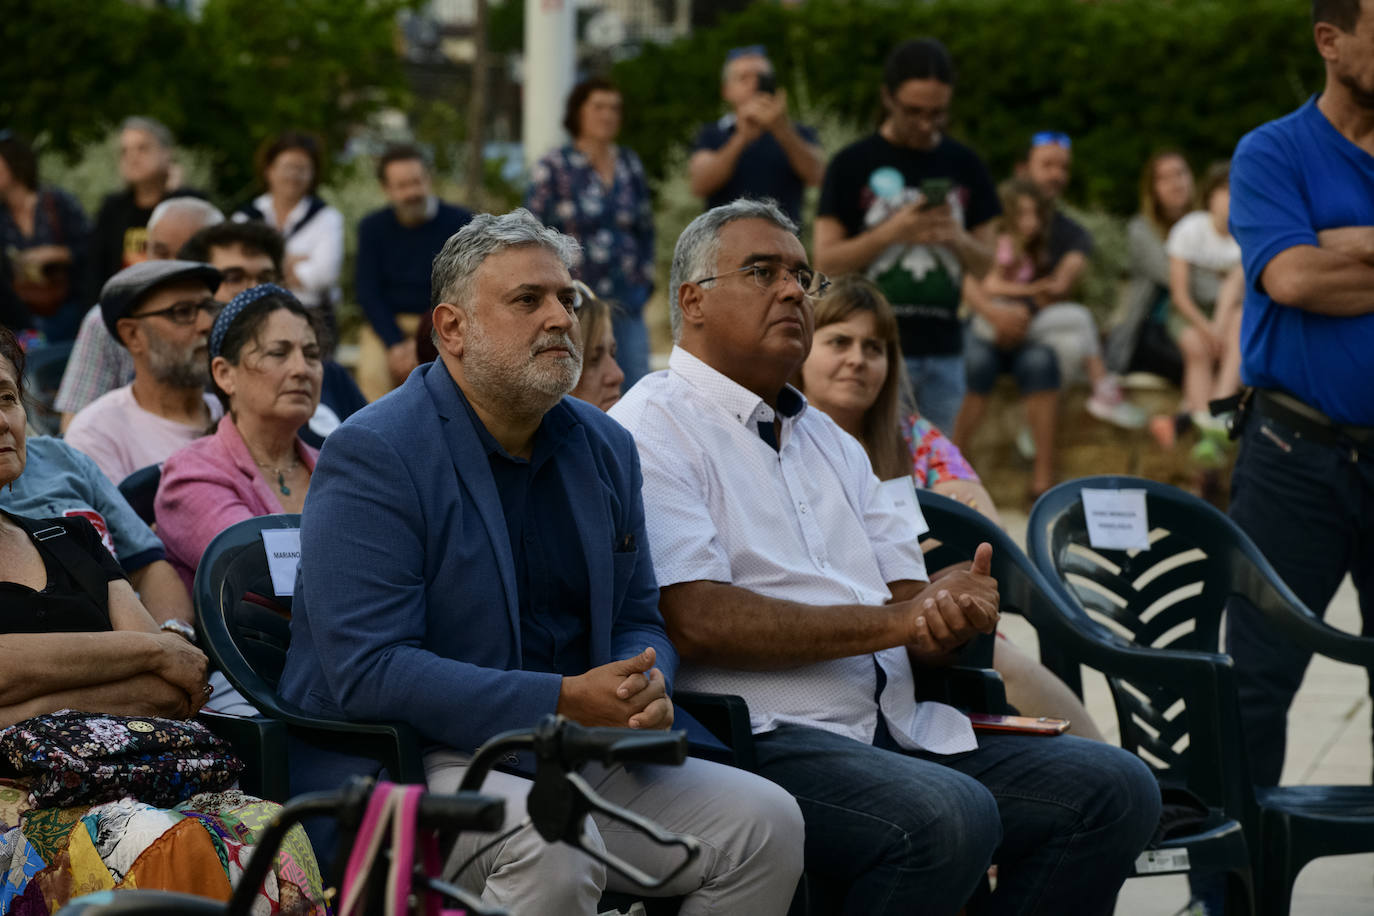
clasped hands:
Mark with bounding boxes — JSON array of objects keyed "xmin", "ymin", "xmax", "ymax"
[
  {"xmin": 151, "ymin": 631, "xmax": 212, "ymax": 718},
  {"xmin": 904, "ymin": 542, "xmax": 1000, "ymax": 663},
  {"xmin": 984, "ymin": 300, "xmax": 1033, "ymax": 348},
  {"xmin": 558, "ymin": 646, "xmax": 674, "ymax": 731}
]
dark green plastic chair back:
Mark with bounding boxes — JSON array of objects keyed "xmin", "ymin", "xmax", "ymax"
[
  {"xmin": 1028, "ymin": 477, "xmax": 1262, "ymax": 788},
  {"xmin": 913, "ymin": 488, "xmax": 1102, "ymax": 703},
  {"xmin": 194, "ymin": 514, "xmax": 301, "ymax": 718},
  {"xmin": 117, "ymin": 464, "xmax": 162, "ymax": 527},
  {"xmin": 1029, "ymin": 475, "xmax": 1374, "ymax": 915},
  {"xmin": 916, "ymin": 487, "xmax": 1077, "ymax": 666},
  {"xmin": 1026, "ymin": 475, "xmax": 1369, "ymax": 810}
]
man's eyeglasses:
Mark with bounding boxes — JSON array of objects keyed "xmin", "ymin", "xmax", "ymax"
[
  {"xmin": 892, "ymin": 102, "xmax": 949, "ymax": 123},
  {"xmin": 1031, "ymin": 130, "xmax": 1072, "ymax": 150},
  {"xmin": 570, "ymin": 280, "xmax": 595, "ymax": 311},
  {"xmin": 130, "ymin": 296, "xmax": 223, "ymax": 325},
  {"xmin": 219, "ymin": 268, "xmax": 282, "ymax": 287},
  {"xmin": 692, "ymin": 262, "xmax": 831, "ymax": 300}
]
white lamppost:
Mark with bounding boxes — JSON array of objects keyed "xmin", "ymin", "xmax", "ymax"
[{"xmin": 522, "ymin": 0, "xmax": 577, "ymax": 170}]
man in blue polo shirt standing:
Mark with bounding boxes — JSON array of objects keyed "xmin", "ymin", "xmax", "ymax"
[
  {"xmin": 688, "ymin": 46, "xmax": 824, "ymax": 226},
  {"xmin": 1227, "ymin": 0, "xmax": 1374, "ymax": 788}
]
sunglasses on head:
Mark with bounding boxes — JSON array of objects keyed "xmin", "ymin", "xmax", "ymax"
[
  {"xmin": 726, "ymin": 44, "xmax": 768, "ymax": 62},
  {"xmin": 1031, "ymin": 131, "xmax": 1071, "ymax": 150}
]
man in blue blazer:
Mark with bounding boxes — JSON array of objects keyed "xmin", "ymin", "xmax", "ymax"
[{"xmin": 279, "ymin": 209, "xmax": 803, "ymax": 913}]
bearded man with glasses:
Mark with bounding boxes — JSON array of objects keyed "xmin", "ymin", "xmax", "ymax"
[{"xmin": 64, "ymin": 260, "xmax": 224, "ymax": 483}]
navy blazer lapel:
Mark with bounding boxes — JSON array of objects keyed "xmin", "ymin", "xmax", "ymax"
[
  {"xmin": 422, "ymin": 362, "xmax": 521, "ymax": 641},
  {"xmin": 556, "ymin": 420, "xmax": 614, "ymax": 662}
]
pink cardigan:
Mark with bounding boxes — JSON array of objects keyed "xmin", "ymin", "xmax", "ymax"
[{"xmin": 155, "ymin": 414, "xmax": 319, "ymax": 590}]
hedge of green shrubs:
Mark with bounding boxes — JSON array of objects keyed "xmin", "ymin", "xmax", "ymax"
[{"xmin": 612, "ymin": 0, "xmax": 1323, "ymax": 215}]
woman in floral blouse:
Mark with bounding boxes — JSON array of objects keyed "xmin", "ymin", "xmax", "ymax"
[{"xmin": 525, "ymin": 77, "xmax": 655, "ymax": 389}]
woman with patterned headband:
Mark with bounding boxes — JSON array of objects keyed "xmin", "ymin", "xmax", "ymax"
[{"xmin": 155, "ymin": 284, "xmax": 322, "ymax": 589}]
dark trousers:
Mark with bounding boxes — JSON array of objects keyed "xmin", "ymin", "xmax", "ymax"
[
  {"xmin": 753, "ymin": 723, "xmax": 1160, "ymax": 915},
  {"xmin": 1225, "ymin": 412, "xmax": 1374, "ymax": 787}
]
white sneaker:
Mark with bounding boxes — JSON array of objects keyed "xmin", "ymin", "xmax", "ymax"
[
  {"xmin": 1191, "ymin": 410, "xmax": 1230, "ymax": 434},
  {"xmin": 1087, "ymin": 376, "xmax": 1147, "ymax": 429}
]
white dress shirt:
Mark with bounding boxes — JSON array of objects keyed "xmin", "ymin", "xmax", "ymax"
[
  {"xmin": 235, "ymin": 193, "xmax": 344, "ymax": 309},
  {"xmin": 610, "ymin": 347, "xmax": 976, "ymax": 754}
]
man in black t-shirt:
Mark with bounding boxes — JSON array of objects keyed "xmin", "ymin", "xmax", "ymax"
[
  {"xmin": 689, "ymin": 46, "xmax": 824, "ymax": 225},
  {"xmin": 815, "ymin": 38, "xmax": 999, "ymax": 433}
]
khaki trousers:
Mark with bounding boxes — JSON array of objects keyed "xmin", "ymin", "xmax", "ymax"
[
  {"xmin": 424, "ymin": 748, "xmax": 804, "ymax": 915},
  {"xmin": 357, "ymin": 313, "xmax": 423, "ymax": 402}
]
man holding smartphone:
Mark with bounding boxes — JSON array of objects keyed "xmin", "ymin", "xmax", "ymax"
[
  {"xmin": 689, "ymin": 45, "xmax": 825, "ymax": 225},
  {"xmin": 814, "ymin": 38, "xmax": 999, "ymax": 433}
]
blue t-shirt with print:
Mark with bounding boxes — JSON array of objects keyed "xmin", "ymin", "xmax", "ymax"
[
  {"xmin": 0, "ymin": 436, "xmax": 164, "ymax": 572},
  {"xmin": 1230, "ymin": 95, "xmax": 1374, "ymax": 425}
]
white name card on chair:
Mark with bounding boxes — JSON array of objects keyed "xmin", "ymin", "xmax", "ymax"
[
  {"xmin": 1080, "ymin": 489, "xmax": 1150, "ymax": 552},
  {"xmin": 261, "ymin": 528, "xmax": 303, "ymax": 597}
]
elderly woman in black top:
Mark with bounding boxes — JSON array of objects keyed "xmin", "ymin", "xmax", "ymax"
[{"xmin": 0, "ymin": 324, "xmax": 209, "ymax": 726}]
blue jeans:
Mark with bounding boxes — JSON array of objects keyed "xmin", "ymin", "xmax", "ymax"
[
  {"xmin": 611, "ymin": 309, "xmax": 651, "ymax": 393},
  {"xmin": 1225, "ymin": 411, "xmax": 1374, "ymax": 787},
  {"xmin": 903, "ymin": 354, "xmax": 965, "ymax": 434},
  {"xmin": 964, "ymin": 333, "xmax": 1061, "ymax": 397},
  {"xmin": 753, "ymin": 723, "xmax": 1160, "ymax": 915}
]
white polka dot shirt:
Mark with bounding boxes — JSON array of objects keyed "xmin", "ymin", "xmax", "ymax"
[{"xmin": 610, "ymin": 347, "xmax": 977, "ymax": 754}]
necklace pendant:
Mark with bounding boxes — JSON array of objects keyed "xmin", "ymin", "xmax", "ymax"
[{"xmin": 278, "ymin": 471, "xmax": 291, "ymax": 496}]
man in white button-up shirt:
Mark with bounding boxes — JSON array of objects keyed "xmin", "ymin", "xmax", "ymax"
[{"xmin": 611, "ymin": 198, "xmax": 1161, "ymax": 915}]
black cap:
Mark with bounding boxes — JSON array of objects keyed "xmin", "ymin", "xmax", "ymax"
[{"xmin": 100, "ymin": 260, "xmax": 221, "ymax": 345}]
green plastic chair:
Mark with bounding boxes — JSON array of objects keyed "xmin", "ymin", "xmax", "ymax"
[
  {"xmin": 193, "ymin": 513, "xmax": 426, "ymax": 798},
  {"xmin": 923, "ymin": 487, "xmax": 1257, "ymax": 912},
  {"xmin": 1028, "ymin": 475, "xmax": 1374, "ymax": 916},
  {"xmin": 116, "ymin": 464, "xmax": 161, "ymax": 527}
]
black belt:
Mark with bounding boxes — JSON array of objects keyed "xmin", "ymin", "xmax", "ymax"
[{"xmin": 1249, "ymin": 389, "xmax": 1374, "ymax": 452}]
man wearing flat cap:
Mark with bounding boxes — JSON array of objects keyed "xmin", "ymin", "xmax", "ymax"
[{"xmin": 64, "ymin": 260, "xmax": 224, "ymax": 483}]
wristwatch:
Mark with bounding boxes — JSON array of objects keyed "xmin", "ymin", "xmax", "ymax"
[{"xmin": 159, "ymin": 619, "xmax": 198, "ymax": 644}]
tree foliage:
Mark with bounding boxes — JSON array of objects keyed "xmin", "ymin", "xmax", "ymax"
[
  {"xmin": 189, "ymin": 0, "xmax": 415, "ymax": 202},
  {"xmin": 1, "ymin": 0, "xmax": 415, "ymax": 203},
  {"xmin": 0, "ymin": 0, "xmax": 193, "ymax": 156},
  {"xmin": 611, "ymin": 0, "xmax": 1322, "ymax": 214}
]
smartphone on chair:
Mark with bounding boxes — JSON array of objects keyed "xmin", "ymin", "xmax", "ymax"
[{"xmin": 967, "ymin": 713, "xmax": 1070, "ymax": 736}]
